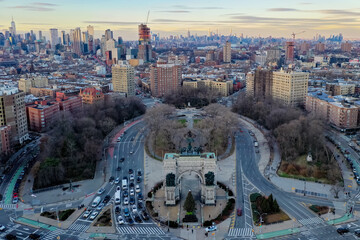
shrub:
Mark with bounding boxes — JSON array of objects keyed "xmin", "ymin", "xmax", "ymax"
[
  {"xmin": 250, "ymin": 193, "xmax": 262, "ymax": 202},
  {"xmin": 203, "ymin": 220, "xmax": 213, "ymax": 227},
  {"xmin": 183, "ymin": 215, "xmax": 198, "ymax": 222},
  {"xmin": 168, "ymin": 221, "xmax": 179, "ymax": 228}
]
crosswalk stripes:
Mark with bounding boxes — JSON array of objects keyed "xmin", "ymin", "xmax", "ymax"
[
  {"xmin": 0, "ymin": 204, "xmax": 16, "ymax": 209},
  {"xmin": 117, "ymin": 226, "xmax": 165, "ymax": 235},
  {"xmin": 228, "ymin": 228, "xmax": 254, "ymax": 237},
  {"xmin": 42, "ymin": 229, "xmax": 63, "ymax": 240},
  {"xmin": 298, "ymin": 217, "xmax": 324, "ymax": 225},
  {"xmin": 354, "ymin": 192, "xmax": 360, "ymax": 200},
  {"xmin": 68, "ymin": 223, "xmax": 90, "ymax": 232}
]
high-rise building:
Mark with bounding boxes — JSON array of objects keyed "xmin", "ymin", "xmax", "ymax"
[
  {"xmin": 266, "ymin": 47, "xmax": 281, "ymax": 62},
  {"xmin": 105, "ymin": 29, "xmax": 113, "ymax": 41},
  {"xmin": 112, "ymin": 62, "xmax": 135, "ymax": 97},
  {"xmin": 79, "ymin": 88, "xmax": 104, "ymax": 104},
  {"xmin": 60, "ymin": 30, "xmax": 66, "ymax": 45},
  {"xmin": 246, "ymin": 68, "xmax": 273, "ymax": 99},
  {"xmin": 285, "ymin": 41, "xmax": 295, "ymax": 63},
  {"xmin": 150, "ymin": 60, "xmax": 182, "ymax": 97},
  {"xmin": 272, "ymin": 69, "xmax": 309, "ymax": 106},
  {"xmin": 72, "ymin": 27, "xmax": 82, "ymax": 56},
  {"xmin": 223, "ymin": 41, "xmax": 231, "ymax": 63},
  {"xmin": 87, "ymin": 25, "xmax": 94, "ymax": 37},
  {"xmin": 38, "ymin": 30, "xmax": 42, "ymax": 41},
  {"xmin": 49, "ymin": 28, "xmax": 59, "ymax": 49},
  {"xmin": 138, "ymin": 24, "xmax": 152, "ymax": 62},
  {"xmin": 10, "ymin": 17, "xmax": 16, "ymax": 36},
  {"xmin": 0, "ymin": 87, "xmax": 29, "ymax": 144},
  {"xmin": 315, "ymin": 42, "xmax": 325, "ymax": 52},
  {"xmin": 300, "ymin": 42, "xmax": 310, "ymax": 54},
  {"xmin": 26, "ymin": 100, "xmax": 60, "ymax": 132}
]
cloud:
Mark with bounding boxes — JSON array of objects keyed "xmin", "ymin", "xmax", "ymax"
[
  {"xmin": 172, "ymin": 5, "xmax": 224, "ymax": 10},
  {"xmin": 9, "ymin": 4, "xmax": 56, "ymax": 11},
  {"xmin": 156, "ymin": 10, "xmax": 191, "ymax": 13},
  {"xmin": 268, "ymin": 8, "xmax": 299, "ymax": 12},
  {"xmin": 318, "ymin": 9, "xmax": 360, "ymax": 16},
  {"xmin": 83, "ymin": 21, "xmax": 140, "ymax": 25},
  {"xmin": 33, "ymin": 2, "xmax": 58, "ymax": 6},
  {"xmin": 152, "ymin": 19, "xmax": 208, "ymax": 23},
  {"xmin": 20, "ymin": 22, "xmax": 53, "ymax": 25}
]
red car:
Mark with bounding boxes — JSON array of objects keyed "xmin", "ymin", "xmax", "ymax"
[{"xmin": 237, "ymin": 208, "xmax": 242, "ymax": 216}]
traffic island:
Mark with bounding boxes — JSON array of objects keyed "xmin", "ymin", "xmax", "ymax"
[{"xmin": 87, "ymin": 205, "xmax": 116, "ymax": 234}]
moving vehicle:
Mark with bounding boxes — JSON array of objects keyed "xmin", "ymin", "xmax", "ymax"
[
  {"xmin": 237, "ymin": 208, "xmax": 242, "ymax": 216},
  {"xmin": 254, "ymin": 141, "xmax": 259, "ymax": 147},
  {"xmin": 97, "ymin": 188, "xmax": 105, "ymax": 195},
  {"xmin": 92, "ymin": 196, "xmax": 102, "ymax": 208},
  {"xmin": 337, "ymin": 227, "xmax": 349, "ymax": 235},
  {"xmin": 130, "ymin": 188, "xmax": 135, "ymax": 196},
  {"xmin": 122, "ymin": 179, "xmax": 128, "ymax": 190},
  {"xmin": 141, "ymin": 211, "xmax": 149, "ymax": 220},
  {"xmin": 118, "ymin": 216, "xmax": 124, "ymax": 224},
  {"xmin": 135, "ymin": 185, "xmax": 141, "ymax": 193},
  {"xmin": 130, "ymin": 196, "xmax": 135, "ymax": 205},
  {"xmin": 205, "ymin": 225, "xmax": 217, "ymax": 232},
  {"xmin": 29, "ymin": 233, "xmax": 41, "ymax": 240},
  {"xmin": 138, "ymin": 193, "xmax": 143, "ymax": 200},
  {"xmin": 12, "ymin": 197, "xmax": 18, "ymax": 204},
  {"xmin": 130, "ymin": 174, "xmax": 134, "ymax": 181},
  {"xmin": 124, "ymin": 197, "xmax": 129, "ymax": 205},
  {"xmin": 120, "ymin": 157, "xmax": 125, "ymax": 162},
  {"xmin": 115, "ymin": 177, "xmax": 120, "ymax": 184},
  {"xmin": 137, "ymin": 176, "xmax": 141, "ymax": 183},
  {"xmin": 83, "ymin": 210, "xmax": 92, "ymax": 218},
  {"xmin": 115, "ymin": 190, "xmax": 121, "ymax": 205},
  {"xmin": 96, "ymin": 203, "xmax": 105, "ymax": 211},
  {"xmin": 128, "ymin": 169, "xmax": 133, "ymax": 174},
  {"xmin": 138, "ymin": 202, "xmax": 144, "ymax": 209},
  {"xmin": 355, "ymin": 229, "xmax": 360, "ymax": 237},
  {"xmin": 137, "ymin": 170, "xmax": 142, "ymax": 176},
  {"xmin": 115, "ymin": 206, "xmax": 121, "ymax": 214},
  {"xmin": 103, "ymin": 195, "xmax": 111, "ymax": 204},
  {"xmin": 116, "ymin": 186, "xmax": 121, "ymax": 191},
  {"xmin": 131, "ymin": 205, "xmax": 137, "ymax": 213},
  {"xmin": 0, "ymin": 225, "xmax": 5, "ymax": 232},
  {"xmin": 89, "ymin": 211, "xmax": 99, "ymax": 220}
]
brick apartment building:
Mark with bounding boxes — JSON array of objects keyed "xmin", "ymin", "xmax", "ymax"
[
  {"xmin": 150, "ymin": 60, "xmax": 182, "ymax": 97},
  {"xmin": 79, "ymin": 88, "xmax": 104, "ymax": 104},
  {"xmin": 26, "ymin": 101, "xmax": 60, "ymax": 132},
  {"xmin": 0, "ymin": 125, "xmax": 11, "ymax": 154},
  {"xmin": 55, "ymin": 92, "xmax": 83, "ymax": 112},
  {"xmin": 306, "ymin": 92, "xmax": 359, "ymax": 129}
]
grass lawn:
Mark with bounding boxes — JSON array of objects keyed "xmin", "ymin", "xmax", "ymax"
[
  {"xmin": 95, "ymin": 209, "xmax": 112, "ymax": 227},
  {"xmin": 193, "ymin": 119, "xmax": 201, "ymax": 125},
  {"xmin": 264, "ymin": 210, "xmax": 290, "ymax": 224},
  {"xmin": 178, "ymin": 119, "xmax": 187, "ymax": 127}
]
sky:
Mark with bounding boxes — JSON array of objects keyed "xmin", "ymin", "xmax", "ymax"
[{"xmin": 1, "ymin": 0, "xmax": 360, "ymax": 41}]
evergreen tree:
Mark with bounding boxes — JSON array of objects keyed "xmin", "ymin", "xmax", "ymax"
[
  {"xmin": 184, "ymin": 191, "xmax": 196, "ymax": 213},
  {"xmin": 273, "ymin": 199, "xmax": 280, "ymax": 213},
  {"xmin": 260, "ymin": 197, "xmax": 270, "ymax": 213},
  {"xmin": 268, "ymin": 194, "xmax": 274, "ymax": 212}
]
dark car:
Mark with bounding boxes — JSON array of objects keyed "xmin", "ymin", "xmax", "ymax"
[
  {"xmin": 29, "ymin": 233, "xmax": 41, "ymax": 239},
  {"xmin": 337, "ymin": 227, "xmax": 349, "ymax": 235},
  {"xmin": 5, "ymin": 234, "xmax": 17, "ymax": 240},
  {"xmin": 137, "ymin": 170, "xmax": 142, "ymax": 176},
  {"xmin": 135, "ymin": 214, "xmax": 142, "ymax": 223},
  {"xmin": 141, "ymin": 211, "xmax": 149, "ymax": 220},
  {"xmin": 120, "ymin": 157, "xmax": 125, "ymax": 162},
  {"xmin": 127, "ymin": 217, "xmax": 134, "ymax": 225},
  {"xmin": 237, "ymin": 208, "xmax": 242, "ymax": 216},
  {"xmin": 116, "ymin": 166, "xmax": 121, "ymax": 171},
  {"xmin": 138, "ymin": 202, "xmax": 144, "ymax": 209},
  {"xmin": 109, "ymin": 176, "xmax": 114, "ymax": 182},
  {"xmin": 138, "ymin": 193, "xmax": 143, "ymax": 200},
  {"xmin": 103, "ymin": 195, "xmax": 111, "ymax": 204},
  {"xmin": 115, "ymin": 206, "xmax": 121, "ymax": 214},
  {"xmin": 130, "ymin": 196, "xmax": 135, "ymax": 205},
  {"xmin": 128, "ymin": 169, "xmax": 133, "ymax": 174},
  {"xmin": 129, "ymin": 182, "xmax": 135, "ymax": 188},
  {"xmin": 137, "ymin": 177, "xmax": 141, "ymax": 183},
  {"xmin": 123, "ymin": 190, "xmax": 128, "ymax": 197}
]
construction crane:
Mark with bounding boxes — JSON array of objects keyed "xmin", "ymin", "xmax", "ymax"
[
  {"xmin": 291, "ymin": 31, "xmax": 305, "ymax": 41},
  {"xmin": 145, "ymin": 10, "xmax": 150, "ymax": 25}
]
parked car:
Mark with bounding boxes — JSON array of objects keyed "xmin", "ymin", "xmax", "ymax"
[
  {"xmin": 337, "ymin": 227, "xmax": 349, "ymax": 235},
  {"xmin": 118, "ymin": 216, "xmax": 124, "ymax": 224}
]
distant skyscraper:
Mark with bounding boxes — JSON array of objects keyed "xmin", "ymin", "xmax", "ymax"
[
  {"xmin": 10, "ymin": 17, "xmax": 16, "ymax": 36},
  {"xmin": 223, "ymin": 41, "xmax": 231, "ymax": 63},
  {"xmin": 38, "ymin": 30, "xmax": 42, "ymax": 41},
  {"xmin": 138, "ymin": 24, "xmax": 152, "ymax": 62},
  {"xmin": 49, "ymin": 28, "xmax": 59, "ymax": 49},
  {"xmin": 315, "ymin": 42, "xmax": 325, "ymax": 53},
  {"xmin": 60, "ymin": 30, "xmax": 66, "ymax": 45},
  {"xmin": 87, "ymin": 25, "xmax": 94, "ymax": 37},
  {"xmin": 105, "ymin": 29, "xmax": 113, "ymax": 41},
  {"xmin": 285, "ymin": 41, "xmax": 295, "ymax": 63},
  {"xmin": 72, "ymin": 27, "xmax": 82, "ymax": 56},
  {"xmin": 112, "ymin": 62, "xmax": 135, "ymax": 97}
]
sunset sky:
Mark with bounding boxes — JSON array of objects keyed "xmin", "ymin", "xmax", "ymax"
[{"xmin": 1, "ymin": 0, "xmax": 360, "ymax": 40}]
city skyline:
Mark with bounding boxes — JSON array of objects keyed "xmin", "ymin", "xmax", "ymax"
[{"xmin": 1, "ymin": 0, "xmax": 360, "ymax": 40}]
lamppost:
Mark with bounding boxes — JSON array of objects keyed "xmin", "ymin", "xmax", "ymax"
[
  {"xmin": 253, "ymin": 210, "xmax": 267, "ymax": 233},
  {"xmin": 201, "ymin": 203, "xmax": 204, "ymax": 226}
]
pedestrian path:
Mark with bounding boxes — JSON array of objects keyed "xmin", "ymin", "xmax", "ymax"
[
  {"xmin": 116, "ymin": 226, "xmax": 165, "ymax": 235},
  {"xmin": 228, "ymin": 228, "xmax": 254, "ymax": 237},
  {"xmin": 68, "ymin": 222, "xmax": 90, "ymax": 232},
  {"xmin": 298, "ymin": 217, "xmax": 324, "ymax": 226},
  {"xmin": 354, "ymin": 192, "xmax": 360, "ymax": 201},
  {"xmin": 42, "ymin": 229, "xmax": 63, "ymax": 240},
  {"xmin": 0, "ymin": 204, "xmax": 16, "ymax": 209}
]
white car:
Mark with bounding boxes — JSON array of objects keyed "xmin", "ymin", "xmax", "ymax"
[
  {"xmin": 205, "ymin": 225, "xmax": 217, "ymax": 232},
  {"xmin": 118, "ymin": 216, "xmax": 124, "ymax": 224},
  {"xmin": 131, "ymin": 205, "xmax": 137, "ymax": 213},
  {"xmin": 130, "ymin": 174, "xmax": 134, "ymax": 181},
  {"xmin": 135, "ymin": 185, "xmax": 141, "ymax": 193},
  {"xmin": 83, "ymin": 210, "xmax": 92, "ymax": 218},
  {"xmin": 97, "ymin": 188, "xmax": 105, "ymax": 195},
  {"xmin": 115, "ymin": 177, "xmax": 120, "ymax": 184},
  {"xmin": 89, "ymin": 211, "xmax": 99, "ymax": 220},
  {"xmin": 130, "ymin": 188, "xmax": 135, "ymax": 196},
  {"xmin": 124, "ymin": 197, "xmax": 129, "ymax": 205},
  {"xmin": 96, "ymin": 203, "xmax": 105, "ymax": 211},
  {"xmin": 0, "ymin": 224, "xmax": 5, "ymax": 232}
]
